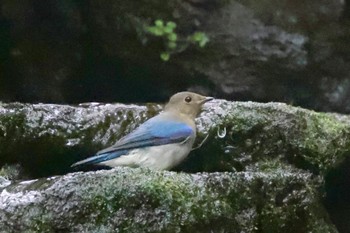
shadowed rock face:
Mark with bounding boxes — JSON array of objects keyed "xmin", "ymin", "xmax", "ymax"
[
  {"xmin": 0, "ymin": 102, "xmax": 162, "ymax": 177},
  {"xmin": 0, "ymin": 100, "xmax": 349, "ymax": 231},
  {"xmin": 1, "ymin": 0, "xmax": 350, "ymax": 112}
]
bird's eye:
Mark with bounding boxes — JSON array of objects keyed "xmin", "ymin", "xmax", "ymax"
[{"xmin": 185, "ymin": 96, "xmax": 192, "ymax": 103}]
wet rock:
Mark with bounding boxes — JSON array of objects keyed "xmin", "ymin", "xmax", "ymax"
[
  {"xmin": 0, "ymin": 164, "xmax": 23, "ymax": 182},
  {"xmin": 0, "ymin": 100, "xmax": 349, "ymax": 178},
  {"xmin": 0, "ymin": 102, "xmax": 162, "ymax": 177},
  {"xmin": 185, "ymin": 100, "xmax": 350, "ymax": 175},
  {"xmin": 0, "ymin": 177, "xmax": 10, "ymax": 189},
  {"xmin": 0, "ymin": 100, "xmax": 348, "ymax": 231},
  {"xmin": 0, "ymin": 167, "xmax": 337, "ymax": 232}
]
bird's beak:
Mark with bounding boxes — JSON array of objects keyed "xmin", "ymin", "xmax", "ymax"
[{"xmin": 202, "ymin": 96, "xmax": 214, "ymax": 103}]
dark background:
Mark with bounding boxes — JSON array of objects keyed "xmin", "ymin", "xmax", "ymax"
[{"xmin": 0, "ymin": 0, "xmax": 350, "ymax": 113}]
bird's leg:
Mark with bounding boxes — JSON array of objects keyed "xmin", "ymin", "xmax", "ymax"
[{"xmin": 191, "ymin": 133, "xmax": 210, "ymax": 151}]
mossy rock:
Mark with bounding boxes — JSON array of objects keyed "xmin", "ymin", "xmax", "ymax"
[{"xmin": 0, "ymin": 167, "xmax": 337, "ymax": 232}]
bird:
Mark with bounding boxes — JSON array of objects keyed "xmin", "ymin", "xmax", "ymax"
[{"xmin": 71, "ymin": 92, "xmax": 213, "ymax": 170}]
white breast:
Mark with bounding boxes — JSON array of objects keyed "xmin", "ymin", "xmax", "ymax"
[{"xmin": 99, "ymin": 138, "xmax": 195, "ymax": 170}]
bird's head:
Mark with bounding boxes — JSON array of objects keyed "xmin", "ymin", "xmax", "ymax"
[{"xmin": 164, "ymin": 92, "xmax": 213, "ymax": 119}]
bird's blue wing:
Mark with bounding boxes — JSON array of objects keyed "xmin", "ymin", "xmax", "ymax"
[
  {"xmin": 97, "ymin": 118, "xmax": 194, "ymax": 154},
  {"xmin": 71, "ymin": 118, "xmax": 194, "ymax": 167}
]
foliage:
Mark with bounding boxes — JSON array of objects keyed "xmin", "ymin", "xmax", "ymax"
[
  {"xmin": 188, "ymin": 32, "xmax": 209, "ymax": 48},
  {"xmin": 146, "ymin": 19, "xmax": 209, "ymax": 61}
]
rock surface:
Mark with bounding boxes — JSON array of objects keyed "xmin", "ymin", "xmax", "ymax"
[
  {"xmin": 0, "ymin": 100, "xmax": 349, "ymax": 177},
  {"xmin": 0, "ymin": 168, "xmax": 337, "ymax": 233},
  {"xmin": 0, "ymin": 102, "xmax": 162, "ymax": 177},
  {"xmin": 0, "ymin": 100, "xmax": 349, "ymax": 231}
]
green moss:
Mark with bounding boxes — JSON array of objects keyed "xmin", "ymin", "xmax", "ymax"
[
  {"xmin": 0, "ymin": 164, "xmax": 23, "ymax": 182},
  {"xmin": 0, "ymin": 167, "xmax": 337, "ymax": 232},
  {"xmin": 297, "ymin": 112, "xmax": 350, "ymax": 173},
  {"xmin": 31, "ymin": 214, "xmax": 54, "ymax": 233},
  {"xmin": 68, "ymin": 169, "xmax": 333, "ymax": 232},
  {"xmin": 195, "ymin": 101, "xmax": 350, "ymax": 176}
]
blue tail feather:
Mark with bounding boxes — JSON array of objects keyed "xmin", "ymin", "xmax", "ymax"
[{"xmin": 71, "ymin": 150, "xmax": 128, "ymax": 167}]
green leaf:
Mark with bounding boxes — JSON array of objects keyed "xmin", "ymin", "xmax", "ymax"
[
  {"xmin": 192, "ymin": 32, "xmax": 203, "ymax": 41},
  {"xmin": 192, "ymin": 34, "xmax": 199, "ymax": 41},
  {"xmin": 198, "ymin": 35, "xmax": 209, "ymax": 47},
  {"xmin": 160, "ymin": 52, "xmax": 170, "ymax": 61},
  {"xmin": 153, "ymin": 28, "xmax": 164, "ymax": 36},
  {"xmin": 155, "ymin": 20, "xmax": 164, "ymax": 27},
  {"xmin": 164, "ymin": 26, "xmax": 173, "ymax": 34},
  {"xmin": 147, "ymin": 27, "xmax": 164, "ymax": 36},
  {"xmin": 189, "ymin": 32, "xmax": 209, "ymax": 47},
  {"xmin": 168, "ymin": 33, "xmax": 177, "ymax": 42},
  {"xmin": 166, "ymin": 21, "xmax": 177, "ymax": 30}
]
